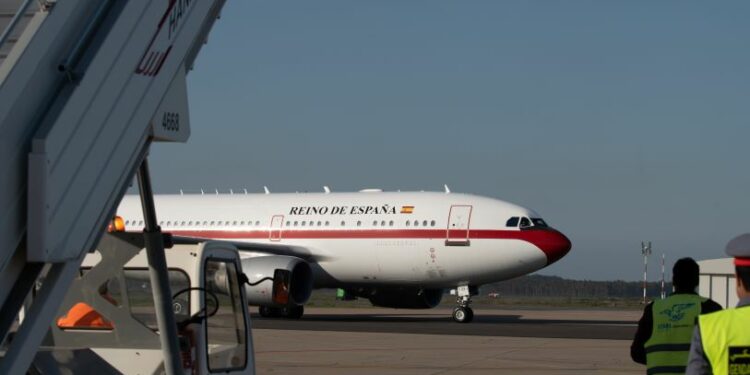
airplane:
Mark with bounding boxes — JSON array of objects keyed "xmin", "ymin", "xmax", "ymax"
[{"xmin": 114, "ymin": 187, "xmax": 571, "ymax": 323}]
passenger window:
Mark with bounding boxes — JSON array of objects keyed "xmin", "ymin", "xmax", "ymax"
[
  {"xmin": 325, "ymin": 221, "xmax": 330, "ymax": 226},
  {"xmin": 317, "ymin": 221, "xmax": 322, "ymax": 226},
  {"xmin": 373, "ymin": 221, "xmax": 378, "ymax": 226},
  {"xmin": 188, "ymin": 221, "xmax": 193, "ymax": 226},
  {"xmin": 381, "ymin": 220, "xmax": 386, "ymax": 226},
  {"xmin": 519, "ymin": 217, "xmax": 531, "ymax": 228},
  {"xmin": 255, "ymin": 221, "xmax": 260, "ymax": 226},
  {"xmin": 423, "ymin": 220, "xmax": 428, "ymax": 226},
  {"xmin": 389, "ymin": 220, "xmax": 394, "ymax": 226},
  {"xmin": 139, "ymin": 221, "xmax": 143, "ymax": 226},
  {"xmin": 232, "ymin": 221, "xmax": 237, "ymax": 226},
  {"xmin": 357, "ymin": 221, "xmax": 362, "ymax": 227},
  {"xmin": 430, "ymin": 220, "xmax": 436, "ymax": 227},
  {"xmin": 301, "ymin": 221, "xmax": 306, "ymax": 227},
  {"xmin": 406, "ymin": 221, "xmax": 410, "ymax": 227},
  {"xmin": 294, "ymin": 221, "xmax": 298, "ymax": 226},
  {"xmin": 506, "ymin": 217, "xmax": 519, "ymax": 227},
  {"xmin": 286, "ymin": 221, "xmax": 290, "ymax": 226},
  {"xmin": 341, "ymin": 221, "xmax": 345, "ymax": 226},
  {"xmin": 240, "ymin": 221, "xmax": 245, "ymax": 226}
]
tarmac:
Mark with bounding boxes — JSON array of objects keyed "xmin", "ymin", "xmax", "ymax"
[{"xmin": 251, "ymin": 307, "xmax": 644, "ymax": 375}]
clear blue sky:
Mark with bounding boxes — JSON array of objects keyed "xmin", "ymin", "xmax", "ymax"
[{"xmin": 147, "ymin": 1, "xmax": 750, "ymax": 281}]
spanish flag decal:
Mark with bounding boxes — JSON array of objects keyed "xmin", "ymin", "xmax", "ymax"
[{"xmin": 400, "ymin": 206, "xmax": 414, "ymax": 214}]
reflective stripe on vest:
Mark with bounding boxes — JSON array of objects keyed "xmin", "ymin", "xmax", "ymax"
[
  {"xmin": 645, "ymin": 294, "xmax": 705, "ymax": 374},
  {"xmin": 699, "ymin": 307, "xmax": 750, "ymax": 375}
]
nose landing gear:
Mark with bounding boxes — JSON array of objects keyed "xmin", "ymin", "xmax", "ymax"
[{"xmin": 451, "ymin": 285, "xmax": 477, "ymax": 323}]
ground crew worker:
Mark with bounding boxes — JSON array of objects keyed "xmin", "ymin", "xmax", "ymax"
[
  {"xmin": 686, "ymin": 234, "xmax": 750, "ymax": 375},
  {"xmin": 631, "ymin": 257, "xmax": 722, "ymax": 374}
]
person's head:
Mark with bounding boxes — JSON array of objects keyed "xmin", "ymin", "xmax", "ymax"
[
  {"xmin": 672, "ymin": 257, "xmax": 699, "ymax": 292},
  {"xmin": 736, "ymin": 266, "xmax": 750, "ymax": 298}
]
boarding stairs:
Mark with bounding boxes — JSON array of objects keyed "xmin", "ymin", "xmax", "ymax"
[{"xmin": 0, "ymin": 0, "xmax": 226, "ymax": 373}]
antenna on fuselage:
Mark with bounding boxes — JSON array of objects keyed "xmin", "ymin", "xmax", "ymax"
[
  {"xmin": 444, "ymin": 184, "xmax": 451, "ymax": 194},
  {"xmin": 230, "ymin": 189, "xmax": 234, "ymax": 195},
  {"xmin": 200, "ymin": 189, "xmax": 204, "ymax": 195},
  {"xmin": 263, "ymin": 186, "xmax": 270, "ymax": 194},
  {"xmin": 179, "ymin": 189, "xmax": 183, "ymax": 196},
  {"xmin": 215, "ymin": 188, "xmax": 219, "ymax": 195},
  {"xmin": 323, "ymin": 186, "xmax": 331, "ymax": 194},
  {"xmin": 244, "ymin": 188, "xmax": 248, "ymax": 195}
]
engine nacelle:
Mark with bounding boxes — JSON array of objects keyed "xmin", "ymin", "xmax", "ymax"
[
  {"xmin": 367, "ymin": 287, "xmax": 443, "ymax": 309},
  {"xmin": 241, "ymin": 255, "xmax": 313, "ymax": 307}
]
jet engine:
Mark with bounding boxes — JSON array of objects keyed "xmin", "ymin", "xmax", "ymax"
[
  {"xmin": 366, "ymin": 287, "xmax": 443, "ymax": 309},
  {"xmin": 240, "ymin": 255, "xmax": 313, "ymax": 307}
]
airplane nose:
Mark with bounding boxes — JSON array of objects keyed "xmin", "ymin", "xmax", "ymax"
[{"xmin": 531, "ymin": 229, "xmax": 572, "ymax": 266}]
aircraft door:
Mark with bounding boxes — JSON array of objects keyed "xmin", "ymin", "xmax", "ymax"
[
  {"xmin": 269, "ymin": 215, "xmax": 284, "ymax": 241},
  {"xmin": 446, "ymin": 205, "xmax": 472, "ymax": 246}
]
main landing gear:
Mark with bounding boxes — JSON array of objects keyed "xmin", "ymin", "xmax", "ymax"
[
  {"xmin": 258, "ymin": 305, "xmax": 304, "ymax": 319},
  {"xmin": 452, "ymin": 285, "xmax": 477, "ymax": 323}
]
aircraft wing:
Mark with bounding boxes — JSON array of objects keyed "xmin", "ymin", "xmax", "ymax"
[{"xmin": 169, "ymin": 234, "xmax": 329, "ymax": 262}]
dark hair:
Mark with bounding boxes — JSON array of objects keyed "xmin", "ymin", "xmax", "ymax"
[
  {"xmin": 673, "ymin": 257, "xmax": 699, "ymax": 291},
  {"xmin": 737, "ymin": 266, "xmax": 750, "ymax": 291}
]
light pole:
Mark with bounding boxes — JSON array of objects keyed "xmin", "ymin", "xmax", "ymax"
[
  {"xmin": 641, "ymin": 241, "xmax": 652, "ymax": 304},
  {"xmin": 660, "ymin": 253, "xmax": 666, "ymax": 299}
]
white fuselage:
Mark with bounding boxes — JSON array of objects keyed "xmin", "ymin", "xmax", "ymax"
[{"xmin": 116, "ymin": 191, "xmax": 571, "ymax": 289}]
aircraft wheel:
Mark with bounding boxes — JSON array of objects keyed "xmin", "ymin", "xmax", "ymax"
[
  {"xmin": 258, "ymin": 305, "xmax": 282, "ymax": 318},
  {"xmin": 452, "ymin": 306, "xmax": 474, "ymax": 323},
  {"xmin": 280, "ymin": 305, "xmax": 304, "ymax": 319}
]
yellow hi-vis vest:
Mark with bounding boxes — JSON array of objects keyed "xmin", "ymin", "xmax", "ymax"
[
  {"xmin": 645, "ymin": 294, "xmax": 705, "ymax": 375},
  {"xmin": 699, "ymin": 307, "xmax": 750, "ymax": 375}
]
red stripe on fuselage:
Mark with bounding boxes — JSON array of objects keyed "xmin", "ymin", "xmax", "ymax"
[{"xmin": 162, "ymin": 228, "xmax": 571, "ymax": 265}]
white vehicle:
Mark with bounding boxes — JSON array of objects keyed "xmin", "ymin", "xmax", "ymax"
[
  {"xmin": 34, "ymin": 234, "xmax": 255, "ymax": 374},
  {"xmin": 116, "ymin": 189, "xmax": 571, "ymax": 323}
]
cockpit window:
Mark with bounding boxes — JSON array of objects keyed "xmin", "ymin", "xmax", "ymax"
[
  {"xmin": 519, "ymin": 217, "xmax": 531, "ymax": 228},
  {"xmin": 506, "ymin": 217, "xmax": 519, "ymax": 227},
  {"xmin": 531, "ymin": 218, "xmax": 548, "ymax": 227}
]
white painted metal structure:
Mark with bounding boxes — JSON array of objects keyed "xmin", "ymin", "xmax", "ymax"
[
  {"xmin": 698, "ymin": 258, "xmax": 739, "ymax": 309},
  {"xmin": 0, "ymin": 0, "xmax": 226, "ymax": 372}
]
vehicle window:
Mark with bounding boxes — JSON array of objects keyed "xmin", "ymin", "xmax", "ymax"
[
  {"xmin": 357, "ymin": 221, "xmax": 362, "ymax": 227},
  {"xmin": 340, "ymin": 221, "xmax": 345, "ymax": 226},
  {"xmin": 414, "ymin": 220, "xmax": 419, "ymax": 227},
  {"xmin": 531, "ymin": 218, "xmax": 548, "ymax": 227},
  {"xmin": 423, "ymin": 220, "xmax": 428, "ymax": 226},
  {"xmin": 59, "ymin": 269, "xmax": 191, "ymax": 331},
  {"xmin": 519, "ymin": 217, "xmax": 531, "ymax": 228},
  {"xmin": 373, "ymin": 220, "xmax": 378, "ymax": 226},
  {"xmin": 506, "ymin": 217, "xmax": 519, "ymax": 227},
  {"xmin": 205, "ymin": 259, "xmax": 247, "ymax": 372}
]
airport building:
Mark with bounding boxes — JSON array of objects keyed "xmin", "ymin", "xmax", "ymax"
[{"xmin": 698, "ymin": 258, "xmax": 738, "ymax": 308}]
